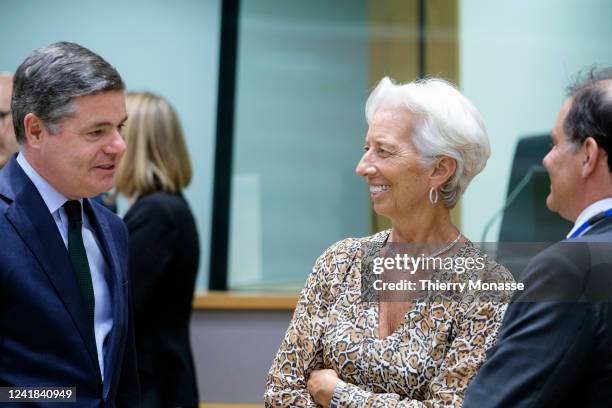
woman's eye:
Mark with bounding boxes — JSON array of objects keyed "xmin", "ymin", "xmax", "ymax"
[{"xmin": 363, "ymin": 145, "xmax": 390, "ymax": 156}]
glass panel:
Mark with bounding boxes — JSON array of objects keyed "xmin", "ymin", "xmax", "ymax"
[
  {"xmin": 228, "ymin": 0, "xmax": 371, "ymax": 291},
  {"xmin": 459, "ymin": 0, "xmax": 612, "ymax": 242}
]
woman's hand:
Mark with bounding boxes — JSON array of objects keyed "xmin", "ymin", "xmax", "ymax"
[{"xmin": 307, "ymin": 369, "xmax": 339, "ymax": 407}]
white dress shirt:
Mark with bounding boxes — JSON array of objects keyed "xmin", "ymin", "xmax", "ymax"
[
  {"xmin": 17, "ymin": 153, "xmax": 113, "ymax": 380},
  {"xmin": 567, "ymin": 197, "xmax": 612, "ymax": 238}
]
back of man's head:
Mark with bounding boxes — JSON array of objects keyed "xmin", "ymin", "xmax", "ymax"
[
  {"xmin": 12, "ymin": 42, "xmax": 125, "ymax": 145},
  {"xmin": 565, "ymin": 68, "xmax": 612, "ymax": 171}
]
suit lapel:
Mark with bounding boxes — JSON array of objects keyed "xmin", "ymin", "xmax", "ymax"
[
  {"xmin": 84, "ymin": 199, "xmax": 126, "ymax": 397},
  {"xmin": 1, "ymin": 160, "xmax": 101, "ymax": 381}
]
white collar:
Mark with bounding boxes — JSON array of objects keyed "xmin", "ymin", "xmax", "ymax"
[
  {"xmin": 567, "ymin": 197, "xmax": 612, "ymax": 238},
  {"xmin": 16, "ymin": 152, "xmax": 78, "ymax": 214}
]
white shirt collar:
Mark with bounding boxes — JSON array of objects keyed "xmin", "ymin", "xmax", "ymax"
[
  {"xmin": 567, "ymin": 197, "xmax": 612, "ymax": 238},
  {"xmin": 16, "ymin": 152, "xmax": 75, "ymax": 214}
]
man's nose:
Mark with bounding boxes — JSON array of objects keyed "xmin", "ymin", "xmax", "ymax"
[{"xmin": 104, "ymin": 130, "xmax": 127, "ymax": 155}]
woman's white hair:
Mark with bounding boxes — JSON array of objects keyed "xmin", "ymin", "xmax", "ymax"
[{"xmin": 365, "ymin": 76, "xmax": 490, "ymax": 208}]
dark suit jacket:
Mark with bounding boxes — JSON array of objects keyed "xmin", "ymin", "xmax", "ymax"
[
  {"xmin": 124, "ymin": 191, "xmax": 200, "ymax": 408},
  {"xmin": 464, "ymin": 218, "xmax": 612, "ymax": 407},
  {"xmin": 0, "ymin": 156, "xmax": 140, "ymax": 407}
]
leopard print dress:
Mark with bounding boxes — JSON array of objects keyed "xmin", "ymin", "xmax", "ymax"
[{"xmin": 264, "ymin": 230, "xmax": 514, "ymax": 407}]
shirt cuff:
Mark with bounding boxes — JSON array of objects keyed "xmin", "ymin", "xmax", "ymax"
[
  {"xmin": 329, "ymin": 379, "xmax": 347, "ymax": 408},
  {"xmin": 332, "ymin": 381, "xmax": 378, "ymax": 408}
]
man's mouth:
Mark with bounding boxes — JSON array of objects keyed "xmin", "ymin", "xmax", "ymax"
[{"xmin": 95, "ymin": 164, "xmax": 116, "ymax": 171}]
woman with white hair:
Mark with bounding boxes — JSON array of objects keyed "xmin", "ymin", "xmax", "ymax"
[{"xmin": 265, "ymin": 77, "xmax": 514, "ymax": 407}]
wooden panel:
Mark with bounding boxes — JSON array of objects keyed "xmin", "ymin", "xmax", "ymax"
[
  {"xmin": 366, "ymin": 0, "xmax": 460, "ymax": 232},
  {"xmin": 367, "ymin": 0, "xmax": 420, "ymax": 85},
  {"xmin": 368, "ymin": 0, "xmax": 419, "ymax": 234},
  {"xmin": 193, "ymin": 291, "xmax": 298, "ymax": 310},
  {"xmin": 425, "ymin": 0, "xmax": 459, "ymax": 84},
  {"xmin": 426, "ymin": 0, "xmax": 461, "ymax": 227}
]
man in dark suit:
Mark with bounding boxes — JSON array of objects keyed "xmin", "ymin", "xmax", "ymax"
[
  {"xmin": 0, "ymin": 42, "xmax": 139, "ymax": 407},
  {"xmin": 464, "ymin": 69, "xmax": 612, "ymax": 407}
]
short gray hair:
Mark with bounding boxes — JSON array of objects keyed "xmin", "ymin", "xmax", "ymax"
[
  {"xmin": 12, "ymin": 41, "xmax": 125, "ymax": 144},
  {"xmin": 365, "ymin": 77, "xmax": 490, "ymax": 208},
  {"xmin": 563, "ymin": 67, "xmax": 612, "ymax": 169}
]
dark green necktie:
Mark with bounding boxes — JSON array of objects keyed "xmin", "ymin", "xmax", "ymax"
[{"xmin": 63, "ymin": 200, "xmax": 95, "ymax": 328}]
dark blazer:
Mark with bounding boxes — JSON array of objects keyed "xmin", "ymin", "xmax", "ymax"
[
  {"xmin": 0, "ymin": 156, "xmax": 139, "ymax": 407},
  {"xmin": 124, "ymin": 191, "xmax": 200, "ymax": 408},
  {"xmin": 463, "ymin": 217, "xmax": 612, "ymax": 407}
]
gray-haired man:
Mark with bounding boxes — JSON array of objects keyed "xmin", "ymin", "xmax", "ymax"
[
  {"xmin": 464, "ymin": 69, "xmax": 612, "ymax": 407},
  {"xmin": 0, "ymin": 42, "xmax": 139, "ymax": 407}
]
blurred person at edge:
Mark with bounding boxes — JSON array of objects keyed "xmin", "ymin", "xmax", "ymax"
[
  {"xmin": 464, "ymin": 69, "xmax": 612, "ymax": 407},
  {"xmin": 0, "ymin": 42, "xmax": 139, "ymax": 407},
  {"xmin": 264, "ymin": 77, "xmax": 514, "ymax": 407},
  {"xmin": 114, "ymin": 92, "xmax": 200, "ymax": 408},
  {"xmin": 0, "ymin": 73, "xmax": 19, "ymax": 167}
]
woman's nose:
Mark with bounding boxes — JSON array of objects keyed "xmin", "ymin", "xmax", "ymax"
[{"xmin": 356, "ymin": 152, "xmax": 375, "ymax": 177}]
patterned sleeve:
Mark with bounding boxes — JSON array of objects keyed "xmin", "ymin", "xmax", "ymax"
[
  {"xmin": 333, "ymin": 299, "xmax": 508, "ymax": 408},
  {"xmin": 264, "ymin": 241, "xmax": 347, "ymax": 407}
]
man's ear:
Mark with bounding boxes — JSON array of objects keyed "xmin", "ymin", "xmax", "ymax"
[
  {"xmin": 23, "ymin": 113, "xmax": 46, "ymax": 149},
  {"xmin": 430, "ymin": 156, "xmax": 457, "ymax": 189},
  {"xmin": 581, "ymin": 137, "xmax": 601, "ymax": 177}
]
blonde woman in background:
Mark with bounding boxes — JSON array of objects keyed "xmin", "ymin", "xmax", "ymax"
[{"xmin": 115, "ymin": 92, "xmax": 199, "ymax": 408}]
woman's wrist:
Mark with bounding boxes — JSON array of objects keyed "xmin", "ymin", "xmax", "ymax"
[{"xmin": 329, "ymin": 379, "xmax": 347, "ymax": 408}]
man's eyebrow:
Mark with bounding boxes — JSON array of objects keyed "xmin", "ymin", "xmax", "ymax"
[{"xmin": 87, "ymin": 116, "xmax": 128, "ymax": 129}]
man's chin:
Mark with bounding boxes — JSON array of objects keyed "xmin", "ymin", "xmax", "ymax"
[
  {"xmin": 545, "ymin": 193, "xmax": 556, "ymax": 212},
  {"xmin": 85, "ymin": 184, "xmax": 113, "ymax": 199},
  {"xmin": 546, "ymin": 194, "xmax": 574, "ymax": 221}
]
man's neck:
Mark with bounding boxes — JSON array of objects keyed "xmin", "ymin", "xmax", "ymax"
[{"xmin": 572, "ymin": 191, "xmax": 612, "ymax": 222}]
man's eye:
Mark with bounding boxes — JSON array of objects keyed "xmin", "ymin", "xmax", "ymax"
[
  {"xmin": 363, "ymin": 146, "xmax": 370, "ymax": 152},
  {"xmin": 89, "ymin": 129, "xmax": 104, "ymax": 136},
  {"xmin": 549, "ymin": 142, "xmax": 556, "ymax": 149},
  {"xmin": 378, "ymin": 148, "xmax": 389, "ymax": 155}
]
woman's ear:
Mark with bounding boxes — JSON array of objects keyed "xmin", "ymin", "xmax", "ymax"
[{"xmin": 430, "ymin": 156, "xmax": 457, "ymax": 189}]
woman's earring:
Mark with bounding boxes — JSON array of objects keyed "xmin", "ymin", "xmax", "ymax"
[{"xmin": 429, "ymin": 187, "xmax": 439, "ymax": 205}]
